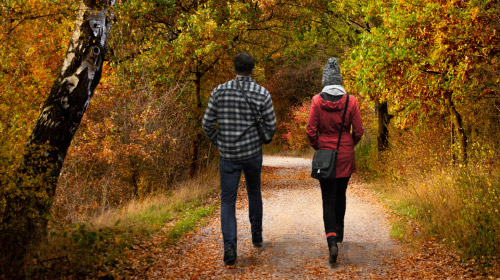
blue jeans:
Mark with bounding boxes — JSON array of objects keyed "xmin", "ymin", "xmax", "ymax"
[{"xmin": 219, "ymin": 152, "xmax": 263, "ymax": 249}]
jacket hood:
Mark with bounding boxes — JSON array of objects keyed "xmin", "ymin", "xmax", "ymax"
[
  {"xmin": 319, "ymin": 94, "xmax": 347, "ymax": 112},
  {"xmin": 322, "ymin": 85, "xmax": 346, "ymax": 96}
]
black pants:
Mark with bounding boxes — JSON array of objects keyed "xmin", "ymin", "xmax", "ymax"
[{"xmin": 319, "ymin": 176, "xmax": 350, "ymax": 235}]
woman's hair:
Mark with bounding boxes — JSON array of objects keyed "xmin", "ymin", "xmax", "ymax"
[{"xmin": 234, "ymin": 52, "xmax": 255, "ymax": 76}]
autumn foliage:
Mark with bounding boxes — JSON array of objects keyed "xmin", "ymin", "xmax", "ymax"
[
  {"xmin": 281, "ymin": 100, "xmax": 311, "ymax": 151},
  {"xmin": 0, "ymin": 0, "xmax": 499, "ymax": 277},
  {"xmin": 344, "ymin": 0, "xmax": 500, "ymax": 264}
]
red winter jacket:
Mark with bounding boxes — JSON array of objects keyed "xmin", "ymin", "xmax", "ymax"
[{"xmin": 306, "ymin": 93, "xmax": 364, "ymax": 178}]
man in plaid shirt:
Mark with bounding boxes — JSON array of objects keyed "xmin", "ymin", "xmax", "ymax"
[{"xmin": 202, "ymin": 52, "xmax": 276, "ymax": 265}]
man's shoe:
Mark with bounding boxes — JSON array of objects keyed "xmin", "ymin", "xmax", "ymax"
[
  {"xmin": 223, "ymin": 245, "xmax": 237, "ymax": 265},
  {"xmin": 328, "ymin": 240, "xmax": 338, "ymax": 264},
  {"xmin": 252, "ymin": 232, "xmax": 263, "ymax": 248}
]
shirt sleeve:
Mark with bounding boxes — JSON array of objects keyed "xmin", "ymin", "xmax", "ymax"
[
  {"xmin": 306, "ymin": 96, "xmax": 319, "ymax": 150},
  {"xmin": 350, "ymin": 97, "xmax": 364, "ymax": 145},
  {"xmin": 202, "ymin": 89, "xmax": 218, "ymax": 147},
  {"xmin": 262, "ymin": 93, "xmax": 277, "ymax": 139}
]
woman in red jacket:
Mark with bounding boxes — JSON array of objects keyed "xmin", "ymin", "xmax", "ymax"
[{"xmin": 306, "ymin": 57, "xmax": 364, "ymax": 264}]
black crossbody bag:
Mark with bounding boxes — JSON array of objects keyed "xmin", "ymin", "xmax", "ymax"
[
  {"xmin": 235, "ymin": 80, "xmax": 273, "ymax": 144},
  {"xmin": 311, "ymin": 94, "xmax": 349, "ymax": 180}
]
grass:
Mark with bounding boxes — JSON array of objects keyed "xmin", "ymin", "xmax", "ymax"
[
  {"xmin": 362, "ymin": 157, "xmax": 500, "ymax": 276},
  {"xmin": 93, "ymin": 165, "xmax": 219, "ymax": 231},
  {"xmin": 29, "ymin": 163, "xmax": 221, "ymax": 279},
  {"xmin": 166, "ymin": 204, "xmax": 216, "ymax": 244}
]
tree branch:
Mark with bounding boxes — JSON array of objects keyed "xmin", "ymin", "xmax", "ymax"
[
  {"xmin": 348, "ymin": 18, "xmax": 371, "ymax": 33},
  {"xmin": 423, "ymin": 69, "xmax": 444, "ymax": 75}
]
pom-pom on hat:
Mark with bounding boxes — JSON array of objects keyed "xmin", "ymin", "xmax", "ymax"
[{"xmin": 322, "ymin": 57, "xmax": 343, "ymax": 86}]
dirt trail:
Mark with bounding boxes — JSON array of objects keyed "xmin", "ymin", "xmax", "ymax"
[
  {"xmin": 127, "ymin": 156, "xmax": 481, "ymax": 279},
  {"xmin": 244, "ymin": 156, "xmax": 402, "ymax": 278}
]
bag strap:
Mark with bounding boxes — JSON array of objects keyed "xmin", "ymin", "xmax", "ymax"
[
  {"xmin": 235, "ymin": 80, "xmax": 262, "ymax": 123},
  {"xmin": 336, "ymin": 95, "xmax": 350, "ymax": 152},
  {"xmin": 234, "ymin": 80, "xmax": 263, "ymax": 141}
]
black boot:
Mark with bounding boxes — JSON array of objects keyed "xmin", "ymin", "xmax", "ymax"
[
  {"xmin": 336, "ymin": 225, "xmax": 344, "ymax": 243},
  {"xmin": 327, "ymin": 237, "xmax": 338, "ymax": 264},
  {"xmin": 223, "ymin": 245, "xmax": 237, "ymax": 265},
  {"xmin": 252, "ymin": 232, "xmax": 263, "ymax": 248}
]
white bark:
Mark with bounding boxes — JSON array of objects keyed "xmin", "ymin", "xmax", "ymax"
[
  {"xmin": 26, "ymin": 0, "xmax": 115, "ymax": 181},
  {"xmin": 2, "ymin": 1, "xmax": 116, "ymax": 276}
]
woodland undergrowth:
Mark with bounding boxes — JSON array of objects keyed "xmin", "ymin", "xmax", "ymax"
[
  {"xmin": 25, "ymin": 163, "xmax": 220, "ymax": 279},
  {"xmin": 354, "ymin": 126, "xmax": 500, "ymax": 276}
]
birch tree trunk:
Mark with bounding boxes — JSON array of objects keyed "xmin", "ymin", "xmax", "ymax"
[{"xmin": 1, "ymin": 0, "xmax": 115, "ymax": 276}]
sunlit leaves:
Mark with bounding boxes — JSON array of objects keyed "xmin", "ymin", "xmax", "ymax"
[
  {"xmin": 0, "ymin": 1, "xmax": 77, "ymax": 154},
  {"xmin": 346, "ymin": 0, "xmax": 499, "ymax": 130}
]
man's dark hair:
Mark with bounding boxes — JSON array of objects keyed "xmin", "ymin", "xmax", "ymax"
[{"xmin": 234, "ymin": 52, "xmax": 255, "ymax": 76}]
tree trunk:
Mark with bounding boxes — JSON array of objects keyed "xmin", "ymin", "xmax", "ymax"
[
  {"xmin": 451, "ymin": 122, "xmax": 457, "ymax": 165},
  {"xmin": 446, "ymin": 95, "xmax": 468, "ymax": 164},
  {"xmin": 376, "ymin": 101, "xmax": 392, "ymax": 152},
  {"xmin": 190, "ymin": 72, "xmax": 202, "ymax": 177},
  {"xmin": 1, "ymin": 0, "xmax": 115, "ymax": 276}
]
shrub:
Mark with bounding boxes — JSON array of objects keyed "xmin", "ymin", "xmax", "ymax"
[
  {"xmin": 281, "ymin": 100, "xmax": 311, "ymax": 151},
  {"xmin": 454, "ymin": 169, "xmax": 500, "ymax": 259}
]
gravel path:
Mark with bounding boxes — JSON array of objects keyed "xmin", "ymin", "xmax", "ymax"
[
  {"xmin": 254, "ymin": 156, "xmax": 402, "ymax": 277},
  {"xmin": 262, "ymin": 155, "xmax": 312, "ymax": 168}
]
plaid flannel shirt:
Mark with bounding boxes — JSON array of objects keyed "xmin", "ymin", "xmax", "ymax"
[{"xmin": 202, "ymin": 76, "xmax": 276, "ymax": 161}]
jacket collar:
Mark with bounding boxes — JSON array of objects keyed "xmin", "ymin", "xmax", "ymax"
[{"xmin": 235, "ymin": 76, "xmax": 254, "ymax": 82}]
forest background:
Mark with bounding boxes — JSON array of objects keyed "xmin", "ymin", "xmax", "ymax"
[{"xmin": 0, "ymin": 0, "xmax": 499, "ymax": 278}]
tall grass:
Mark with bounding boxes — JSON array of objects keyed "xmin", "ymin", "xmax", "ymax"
[
  {"xmin": 93, "ymin": 163, "xmax": 219, "ymax": 231},
  {"xmin": 375, "ymin": 166, "xmax": 500, "ymax": 260},
  {"xmin": 29, "ymin": 163, "xmax": 221, "ymax": 278},
  {"xmin": 357, "ymin": 124, "xmax": 500, "ymax": 273}
]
